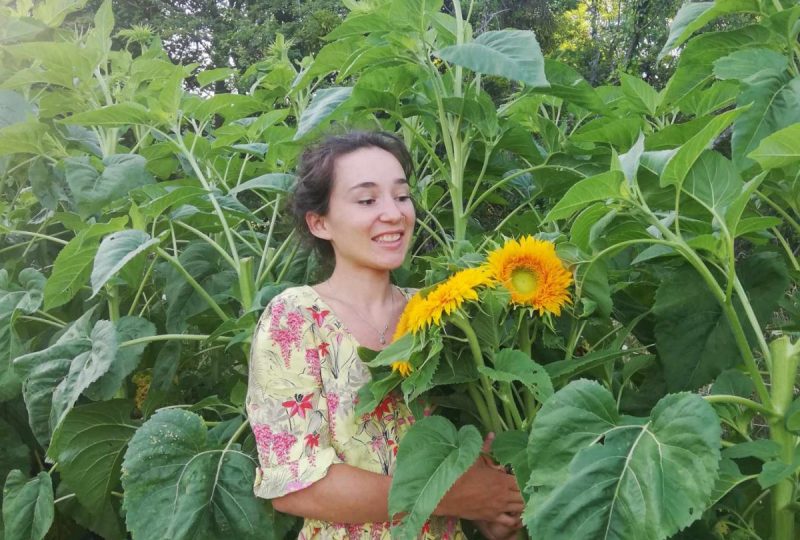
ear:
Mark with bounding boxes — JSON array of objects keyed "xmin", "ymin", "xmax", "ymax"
[{"xmin": 305, "ymin": 211, "xmax": 332, "ymax": 240}]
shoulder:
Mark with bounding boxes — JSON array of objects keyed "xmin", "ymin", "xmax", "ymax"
[
  {"xmin": 267, "ymin": 285, "xmax": 316, "ymax": 310},
  {"xmin": 398, "ymin": 286, "xmax": 419, "ymax": 299}
]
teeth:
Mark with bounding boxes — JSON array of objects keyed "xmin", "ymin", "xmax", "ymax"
[{"xmin": 375, "ymin": 233, "xmax": 401, "ymax": 242}]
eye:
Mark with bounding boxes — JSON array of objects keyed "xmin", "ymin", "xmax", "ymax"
[
  {"xmin": 358, "ymin": 199, "xmax": 376, "ymax": 206},
  {"xmin": 396, "ymin": 195, "xmax": 413, "ymax": 203}
]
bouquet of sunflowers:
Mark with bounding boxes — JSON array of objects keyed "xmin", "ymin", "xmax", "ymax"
[
  {"xmin": 356, "ymin": 235, "xmax": 575, "ymax": 537},
  {"xmin": 357, "ymin": 235, "xmax": 573, "ymax": 434}
]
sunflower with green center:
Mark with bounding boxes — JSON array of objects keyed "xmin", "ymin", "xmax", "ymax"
[{"xmin": 485, "ymin": 236, "xmax": 572, "ymax": 315}]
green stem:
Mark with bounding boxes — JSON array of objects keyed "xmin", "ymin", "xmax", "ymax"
[
  {"xmin": 500, "ymin": 383, "xmax": 524, "ymax": 430},
  {"xmin": 703, "ymin": 395, "xmax": 774, "ymax": 417},
  {"xmin": 174, "ymin": 221, "xmax": 238, "ymax": 270},
  {"xmin": 451, "ymin": 315, "xmax": 503, "ymax": 433},
  {"xmin": 466, "ymin": 384, "xmax": 492, "ymax": 431},
  {"xmin": 2, "ymin": 230, "xmax": 68, "ymax": 245},
  {"xmin": 771, "ymin": 226, "xmax": 800, "ymax": 272},
  {"xmin": 155, "ymin": 247, "xmax": 229, "ymax": 322},
  {"xmin": 18, "ymin": 315, "xmax": 64, "ymax": 329},
  {"xmin": 768, "ymin": 337, "xmax": 799, "ymax": 540},
  {"xmin": 756, "ymin": 190, "xmax": 800, "ymax": 236},
  {"xmin": 54, "ymin": 493, "xmax": 76, "ymax": 505},
  {"xmin": 733, "ymin": 276, "xmax": 773, "ymax": 369},
  {"xmin": 119, "ymin": 333, "xmax": 231, "ymax": 348},
  {"xmin": 127, "ymin": 257, "xmax": 156, "ymax": 316}
]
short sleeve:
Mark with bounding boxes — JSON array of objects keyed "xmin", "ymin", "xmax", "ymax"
[{"xmin": 246, "ymin": 291, "xmax": 341, "ymax": 499}]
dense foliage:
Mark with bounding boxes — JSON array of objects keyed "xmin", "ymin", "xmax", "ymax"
[{"xmin": 1, "ymin": 0, "xmax": 799, "ymax": 539}]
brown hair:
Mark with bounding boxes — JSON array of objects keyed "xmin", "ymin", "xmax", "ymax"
[{"xmin": 290, "ymin": 131, "xmax": 414, "ymax": 262}]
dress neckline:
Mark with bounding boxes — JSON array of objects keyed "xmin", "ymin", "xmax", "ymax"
[{"xmin": 301, "ymin": 284, "xmax": 411, "ymax": 351}]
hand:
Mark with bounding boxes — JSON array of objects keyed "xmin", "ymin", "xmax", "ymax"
[
  {"xmin": 475, "ymin": 517, "xmax": 523, "ymax": 540},
  {"xmin": 435, "ymin": 433, "xmax": 525, "ymax": 523}
]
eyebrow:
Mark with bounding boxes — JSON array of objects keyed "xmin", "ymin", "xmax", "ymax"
[{"xmin": 348, "ymin": 178, "xmax": 408, "ymax": 191}]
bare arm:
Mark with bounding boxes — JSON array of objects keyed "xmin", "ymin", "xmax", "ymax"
[
  {"xmin": 273, "ymin": 455, "xmax": 524, "ymax": 526},
  {"xmin": 272, "ymin": 464, "xmax": 392, "ymax": 523}
]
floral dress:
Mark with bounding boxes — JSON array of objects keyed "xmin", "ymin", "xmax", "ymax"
[{"xmin": 246, "ymin": 286, "xmax": 464, "ymax": 540}]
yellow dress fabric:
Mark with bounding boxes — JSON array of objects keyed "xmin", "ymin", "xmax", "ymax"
[{"xmin": 246, "ymin": 286, "xmax": 464, "ymax": 539}]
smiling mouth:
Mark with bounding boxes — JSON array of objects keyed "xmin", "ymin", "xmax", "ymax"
[{"xmin": 374, "ymin": 233, "xmax": 402, "ymax": 243}]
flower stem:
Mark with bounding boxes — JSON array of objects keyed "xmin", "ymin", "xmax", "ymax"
[{"xmin": 452, "ymin": 315, "xmax": 504, "ymax": 433}]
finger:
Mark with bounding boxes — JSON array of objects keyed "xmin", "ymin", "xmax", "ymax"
[
  {"xmin": 482, "ymin": 432, "xmax": 495, "ymax": 454},
  {"xmin": 504, "ymin": 502, "xmax": 525, "ymax": 514},
  {"xmin": 492, "ymin": 513, "xmax": 518, "ymax": 529}
]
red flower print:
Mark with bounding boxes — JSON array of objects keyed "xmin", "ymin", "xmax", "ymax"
[
  {"xmin": 305, "ymin": 433, "xmax": 320, "ymax": 449},
  {"xmin": 306, "ymin": 306, "xmax": 329, "ymax": 326},
  {"xmin": 318, "ymin": 342, "xmax": 330, "ymax": 357},
  {"xmin": 421, "ymin": 520, "xmax": 431, "ymax": 535},
  {"xmin": 282, "ymin": 393, "xmax": 313, "ymax": 418},
  {"xmin": 372, "ymin": 396, "xmax": 393, "ymax": 421}
]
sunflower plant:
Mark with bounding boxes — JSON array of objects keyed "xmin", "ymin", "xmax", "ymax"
[{"xmin": 357, "ymin": 236, "xmax": 571, "ymax": 435}]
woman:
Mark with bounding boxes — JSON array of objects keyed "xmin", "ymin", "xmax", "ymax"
[{"xmin": 246, "ymin": 131, "xmax": 524, "ymax": 539}]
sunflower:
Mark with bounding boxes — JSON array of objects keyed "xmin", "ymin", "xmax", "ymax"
[
  {"xmin": 485, "ymin": 236, "xmax": 572, "ymax": 315},
  {"xmin": 415, "ymin": 266, "xmax": 494, "ymax": 327},
  {"xmin": 391, "ymin": 360, "xmax": 414, "ymax": 377}
]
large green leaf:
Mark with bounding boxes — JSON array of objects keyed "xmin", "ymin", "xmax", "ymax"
[
  {"xmin": 294, "ymin": 87, "xmax": 352, "ymax": 140},
  {"xmin": 12, "ymin": 310, "xmax": 137, "ymax": 445},
  {"xmin": 60, "ymin": 103, "xmax": 159, "ymax": 127},
  {"xmin": 0, "ymin": 91, "xmax": 34, "ymax": 128},
  {"xmin": 659, "ymin": 0, "xmax": 759, "ymax": 59},
  {"xmin": 732, "ymin": 74, "xmax": 800, "ymax": 170},
  {"xmin": 2, "ymin": 471, "xmax": 53, "ymax": 540},
  {"xmin": 570, "ymin": 117, "xmax": 644, "ymax": 150},
  {"xmin": 533, "ymin": 60, "xmax": 606, "ymax": 113},
  {"xmin": 0, "ymin": 270, "xmax": 46, "ymax": 402},
  {"xmin": 121, "ymin": 409, "xmax": 273, "ymax": 540},
  {"xmin": 748, "ymin": 122, "xmax": 800, "ymax": 169},
  {"xmin": 90, "ymin": 230, "xmax": 160, "ymax": 296},
  {"xmin": 544, "ymin": 170, "xmax": 625, "ymax": 222},
  {"xmin": 49, "ymin": 321, "xmax": 117, "ymax": 431},
  {"xmin": 525, "ymin": 380, "xmax": 721, "ymax": 540},
  {"xmin": 228, "ymin": 173, "xmax": 295, "ymax": 196},
  {"xmin": 0, "ymin": 419, "xmax": 29, "ymax": 496},
  {"xmin": 619, "ymin": 74, "xmax": 661, "ymax": 116},
  {"xmin": 660, "ymin": 107, "xmax": 742, "ymax": 188},
  {"xmin": 164, "ymin": 243, "xmax": 236, "ymax": 333},
  {"xmin": 479, "ymin": 349, "xmax": 553, "ymax": 403},
  {"xmin": 84, "ymin": 316, "xmax": 155, "ymax": 400},
  {"xmin": 682, "ymin": 150, "xmax": 742, "ymax": 226},
  {"xmin": 654, "ymin": 253, "xmax": 788, "ymax": 391},
  {"xmin": 713, "ymin": 48, "xmax": 788, "ymax": 82},
  {"xmin": 436, "ymin": 30, "xmax": 546, "ymax": 87},
  {"xmin": 43, "ymin": 218, "xmax": 128, "ymax": 310},
  {"xmin": 388, "ymin": 416, "xmax": 482, "ymax": 539},
  {"xmin": 47, "ymin": 400, "xmax": 139, "ymax": 516},
  {"xmin": 64, "ymin": 154, "xmax": 155, "ymax": 218},
  {"xmin": 663, "ymin": 25, "xmax": 772, "ymax": 107}
]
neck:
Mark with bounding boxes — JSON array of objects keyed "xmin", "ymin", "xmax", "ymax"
[{"xmin": 323, "ymin": 264, "xmax": 394, "ymax": 310}]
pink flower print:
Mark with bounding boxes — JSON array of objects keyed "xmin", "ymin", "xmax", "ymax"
[
  {"xmin": 387, "ymin": 439, "xmax": 397, "ymax": 456},
  {"xmin": 271, "ymin": 431, "xmax": 297, "ymax": 465},
  {"xmin": 305, "ymin": 347, "xmax": 321, "ymax": 382},
  {"xmin": 287, "ymin": 310, "xmax": 304, "ymax": 333},
  {"xmin": 318, "ymin": 342, "xmax": 330, "ymax": 357},
  {"xmin": 326, "ymin": 392, "xmax": 339, "ymax": 434},
  {"xmin": 252, "ymin": 424, "xmax": 273, "ymax": 457},
  {"xmin": 270, "ymin": 300, "xmax": 285, "ymax": 324},
  {"xmin": 306, "ymin": 306, "xmax": 329, "ymax": 326},
  {"xmin": 286, "ymin": 480, "xmax": 311, "ymax": 492},
  {"xmin": 283, "ymin": 393, "xmax": 313, "ymax": 419},
  {"xmin": 369, "ymin": 436, "xmax": 384, "ymax": 452},
  {"xmin": 305, "ymin": 433, "xmax": 320, "ymax": 449}
]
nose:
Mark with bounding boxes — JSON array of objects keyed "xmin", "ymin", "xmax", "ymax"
[{"xmin": 379, "ymin": 197, "xmax": 404, "ymax": 222}]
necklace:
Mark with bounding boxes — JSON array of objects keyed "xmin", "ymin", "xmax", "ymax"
[{"xmin": 321, "ymin": 281, "xmax": 396, "ymax": 345}]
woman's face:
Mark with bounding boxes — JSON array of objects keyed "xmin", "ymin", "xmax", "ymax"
[{"xmin": 306, "ymin": 146, "xmax": 415, "ymax": 273}]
